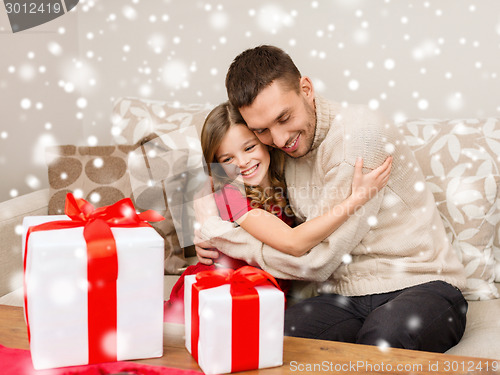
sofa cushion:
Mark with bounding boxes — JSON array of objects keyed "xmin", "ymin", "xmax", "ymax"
[
  {"xmin": 45, "ymin": 145, "xmax": 188, "ymax": 274},
  {"xmin": 112, "ymin": 97, "xmax": 213, "ymax": 257},
  {"xmin": 445, "ymin": 293, "xmax": 500, "ymax": 359},
  {"xmin": 400, "ymin": 118, "xmax": 500, "ymax": 297},
  {"xmin": 0, "ymin": 189, "xmax": 49, "ymax": 297},
  {"xmin": 426, "ymin": 175, "xmax": 499, "ymax": 300}
]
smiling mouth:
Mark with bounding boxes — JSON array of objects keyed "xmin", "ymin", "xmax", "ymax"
[
  {"xmin": 283, "ymin": 134, "xmax": 299, "ymax": 150},
  {"xmin": 241, "ymin": 164, "xmax": 259, "ymax": 176}
]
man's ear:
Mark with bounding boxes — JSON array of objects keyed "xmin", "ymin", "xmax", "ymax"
[{"xmin": 299, "ymin": 76, "xmax": 315, "ymax": 101}]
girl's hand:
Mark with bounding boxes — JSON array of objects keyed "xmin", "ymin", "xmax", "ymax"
[{"xmin": 351, "ymin": 156, "xmax": 392, "ymax": 203}]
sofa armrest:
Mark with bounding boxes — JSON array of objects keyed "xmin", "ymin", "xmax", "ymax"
[{"xmin": 0, "ymin": 189, "xmax": 49, "ymax": 297}]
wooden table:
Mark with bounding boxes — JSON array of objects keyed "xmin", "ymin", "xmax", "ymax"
[{"xmin": 1, "ymin": 305, "xmax": 499, "ymax": 374}]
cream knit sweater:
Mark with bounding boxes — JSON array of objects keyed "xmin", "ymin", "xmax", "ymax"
[{"xmin": 200, "ymin": 96, "xmax": 466, "ymax": 296}]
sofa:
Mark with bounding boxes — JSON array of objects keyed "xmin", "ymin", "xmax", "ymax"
[{"xmin": 1, "ymin": 97, "xmax": 499, "ymax": 360}]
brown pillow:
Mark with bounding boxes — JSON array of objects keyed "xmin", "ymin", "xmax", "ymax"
[{"xmin": 46, "ymin": 145, "xmax": 136, "ymax": 214}]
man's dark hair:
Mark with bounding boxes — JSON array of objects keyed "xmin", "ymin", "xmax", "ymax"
[{"xmin": 225, "ymin": 45, "xmax": 302, "ymax": 109}]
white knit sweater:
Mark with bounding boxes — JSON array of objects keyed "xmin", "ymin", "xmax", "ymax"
[{"xmin": 200, "ymin": 96, "xmax": 466, "ymax": 296}]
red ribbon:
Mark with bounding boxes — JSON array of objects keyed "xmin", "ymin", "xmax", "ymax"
[
  {"xmin": 190, "ymin": 266, "xmax": 281, "ymax": 373},
  {"xmin": 23, "ymin": 193, "xmax": 164, "ymax": 364}
]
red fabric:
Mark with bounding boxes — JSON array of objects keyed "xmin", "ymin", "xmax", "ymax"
[
  {"xmin": 84, "ymin": 219, "xmax": 118, "ymax": 364},
  {"xmin": 0, "ymin": 344, "xmax": 202, "ymax": 375},
  {"xmin": 214, "ymin": 184, "xmax": 252, "ymax": 222},
  {"xmin": 214, "ymin": 184, "xmax": 295, "ymax": 227},
  {"xmin": 164, "ymin": 263, "xmax": 215, "ymax": 324}
]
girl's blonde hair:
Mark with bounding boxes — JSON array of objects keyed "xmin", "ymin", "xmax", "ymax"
[{"xmin": 201, "ymin": 101, "xmax": 293, "ymax": 217}]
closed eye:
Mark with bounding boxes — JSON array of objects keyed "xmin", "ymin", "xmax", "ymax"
[
  {"xmin": 245, "ymin": 144, "xmax": 256, "ymax": 152},
  {"xmin": 278, "ymin": 116, "xmax": 290, "ymax": 124},
  {"xmin": 253, "ymin": 129, "xmax": 267, "ymax": 135}
]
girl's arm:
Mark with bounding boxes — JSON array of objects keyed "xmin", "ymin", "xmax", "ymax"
[{"xmin": 236, "ymin": 156, "xmax": 392, "ymax": 256}]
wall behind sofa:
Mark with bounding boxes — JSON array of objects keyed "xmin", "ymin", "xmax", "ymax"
[{"xmin": 1, "ymin": 0, "xmax": 500, "ymax": 202}]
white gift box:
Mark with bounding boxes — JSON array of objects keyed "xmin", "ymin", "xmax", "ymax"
[
  {"xmin": 184, "ymin": 272, "xmax": 284, "ymax": 375},
  {"xmin": 22, "ymin": 215, "xmax": 164, "ymax": 370}
]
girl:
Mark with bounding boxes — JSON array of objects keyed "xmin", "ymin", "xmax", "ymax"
[
  {"xmin": 201, "ymin": 101, "xmax": 392, "ymax": 257},
  {"xmin": 164, "ymin": 101, "xmax": 391, "ymax": 321}
]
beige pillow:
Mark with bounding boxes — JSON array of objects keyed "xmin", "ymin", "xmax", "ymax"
[
  {"xmin": 111, "ymin": 97, "xmax": 213, "ymax": 144},
  {"xmin": 400, "ymin": 118, "xmax": 500, "ymax": 286},
  {"xmin": 426, "ymin": 175, "xmax": 500, "ymax": 300},
  {"xmin": 128, "ymin": 135, "xmax": 197, "ymax": 270},
  {"xmin": 111, "ymin": 97, "xmax": 213, "ymax": 260},
  {"xmin": 400, "ymin": 118, "xmax": 500, "ymax": 178}
]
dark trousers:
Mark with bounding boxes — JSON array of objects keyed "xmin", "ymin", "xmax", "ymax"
[{"xmin": 284, "ymin": 280, "xmax": 468, "ymax": 353}]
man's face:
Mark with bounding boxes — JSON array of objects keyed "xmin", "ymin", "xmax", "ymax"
[{"xmin": 239, "ymin": 77, "xmax": 316, "ymax": 158}]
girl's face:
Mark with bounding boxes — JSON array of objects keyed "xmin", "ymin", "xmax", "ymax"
[{"xmin": 215, "ymin": 124, "xmax": 271, "ymax": 188}]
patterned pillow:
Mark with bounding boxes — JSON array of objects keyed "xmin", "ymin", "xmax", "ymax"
[
  {"xmin": 111, "ymin": 97, "xmax": 213, "ymax": 144},
  {"xmin": 46, "ymin": 145, "xmax": 136, "ymax": 214},
  {"xmin": 426, "ymin": 175, "xmax": 499, "ymax": 300},
  {"xmin": 400, "ymin": 118, "xmax": 500, "ymax": 290},
  {"xmin": 46, "ymin": 144, "xmax": 189, "ymax": 274},
  {"xmin": 400, "ymin": 118, "xmax": 500, "ymax": 178},
  {"xmin": 128, "ymin": 134, "xmax": 199, "ymax": 270}
]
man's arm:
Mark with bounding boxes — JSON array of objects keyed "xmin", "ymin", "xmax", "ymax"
[{"xmin": 199, "ymin": 162, "xmax": 386, "ymax": 281}]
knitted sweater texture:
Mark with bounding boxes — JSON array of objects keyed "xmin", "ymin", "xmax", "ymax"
[{"xmin": 201, "ymin": 96, "xmax": 466, "ymax": 296}]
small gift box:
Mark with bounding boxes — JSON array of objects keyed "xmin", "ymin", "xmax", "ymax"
[
  {"xmin": 22, "ymin": 194, "xmax": 165, "ymax": 370},
  {"xmin": 184, "ymin": 266, "xmax": 284, "ymax": 375}
]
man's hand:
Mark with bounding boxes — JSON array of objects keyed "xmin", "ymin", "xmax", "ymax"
[{"xmin": 194, "ymin": 229, "xmax": 219, "ymax": 265}]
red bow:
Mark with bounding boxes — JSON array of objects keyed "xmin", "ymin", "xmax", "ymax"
[
  {"xmin": 191, "ymin": 266, "xmax": 281, "ymax": 372},
  {"xmin": 23, "ymin": 193, "xmax": 164, "ymax": 364}
]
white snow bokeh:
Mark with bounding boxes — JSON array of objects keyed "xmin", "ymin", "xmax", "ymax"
[
  {"xmin": 407, "ymin": 315, "xmax": 422, "ymax": 331},
  {"xmin": 162, "ymin": 60, "xmax": 189, "ymax": 89},
  {"xmin": 101, "ymin": 330, "xmax": 119, "ymax": 358},
  {"xmin": 384, "ymin": 59, "xmax": 395, "ymax": 70},
  {"xmin": 122, "ymin": 5, "xmax": 138, "ymax": 21},
  {"xmin": 446, "ymin": 92, "xmax": 465, "ymax": 112},
  {"xmin": 18, "ymin": 64, "xmax": 36, "ymax": 81},
  {"xmin": 148, "ymin": 33, "xmax": 167, "ymax": 54},
  {"xmin": 32, "ymin": 134, "xmax": 58, "ymax": 166},
  {"xmin": 210, "ymin": 11, "xmax": 228, "ymax": 30},
  {"xmin": 342, "ymin": 253, "xmax": 353, "ymax": 264},
  {"xmin": 376, "ymin": 339, "xmax": 391, "ymax": 352},
  {"xmin": 20, "ymin": 98, "xmax": 32, "ymax": 109},
  {"xmin": 2, "ymin": 1, "xmax": 500, "ymax": 202},
  {"xmin": 412, "ymin": 39, "xmax": 439, "ymax": 61},
  {"xmin": 61, "ymin": 60, "xmax": 97, "ymax": 94},
  {"xmin": 256, "ymin": 4, "xmax": 294, "ymax": 33},
  {"xmin": 25, "ymin": 175, "xmax": 41, "ymax": 190},
  {"xmin": 367, "ymin": 215, "xmax": 378, "ymax": 227}
]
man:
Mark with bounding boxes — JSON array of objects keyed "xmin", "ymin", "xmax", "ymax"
[{"xmin": 195, "ymin": 45, "xmax": 467, "ymax": 352}]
